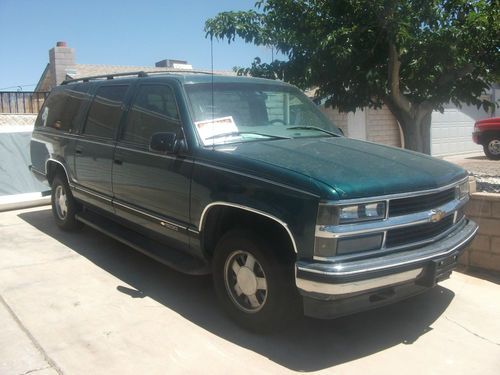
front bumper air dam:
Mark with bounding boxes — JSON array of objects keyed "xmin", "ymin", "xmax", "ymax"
[{"xmin": 295, "ymin": 219, "xmax": 478, "ymax": 318}]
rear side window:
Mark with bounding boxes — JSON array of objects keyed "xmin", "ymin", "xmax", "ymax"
[
  {"xmin": 121, "ymin": 85, "xmax": 180, "ymax": 146},
  {"xmin": 84, "ymin": 85, "xmax": 129, "ymax": 139},
  {"xmin": 36, "ymin": 84, "xmax": 88, "ymax": 132}
]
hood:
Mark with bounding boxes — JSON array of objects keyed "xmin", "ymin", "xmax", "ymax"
[
  {"xmin": 219, "ymin": 137, "xmax": 467, "ymax": 199},
  {"xmin": 475, "ymin": 117, "xmax": 500, "ymax": 130},
  {"xmin": 476, "ymin": 117, "xmax": 500, "ymax": 126}
]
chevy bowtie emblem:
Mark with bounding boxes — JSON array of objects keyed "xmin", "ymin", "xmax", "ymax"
[{"xmin": 429, "ymin": 209, "xmax": 446, "ymax": 223}]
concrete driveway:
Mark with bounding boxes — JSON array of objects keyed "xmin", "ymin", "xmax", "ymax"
[{"xmin": 1, "ymin": 207, "xmax": 499, "ymax": 375}]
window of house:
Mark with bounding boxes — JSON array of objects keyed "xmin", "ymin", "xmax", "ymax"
[
  {"xmin": 121, "ymin": 85, "xmax": 181, "ymax": 146},
  {"xmin": 84, "ymin": 85, "xmax": 129, "ymax": 139}
]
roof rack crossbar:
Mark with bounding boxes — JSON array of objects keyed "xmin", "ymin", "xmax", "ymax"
[
  {"xmin": 143, "ymin": 70, "xmax": 213, "ymax": 76},
  {"xmin": 61, "ymin": 69, "xmax": 214, "ymax": 85}
]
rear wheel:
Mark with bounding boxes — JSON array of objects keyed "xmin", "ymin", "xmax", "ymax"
[
  {"xmin": 51, "ymin": 174, "xmax": 82, "ymax": 230},
  {"xmin": 213, "ymin": 229, "xmax": 300, "ymax": 332},
  {"xmin": 483, "ymin": 136, "xmax": 500, "ymax": 160}
]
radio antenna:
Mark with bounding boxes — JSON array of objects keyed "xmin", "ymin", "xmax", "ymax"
[{"xmin": 211, "ymin": 36, "xmax": 215, "ymax": 150}]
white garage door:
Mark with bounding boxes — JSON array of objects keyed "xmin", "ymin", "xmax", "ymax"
[{"xmin": 431, "ymin": 105, "xmax": 485, "ymax": 157}]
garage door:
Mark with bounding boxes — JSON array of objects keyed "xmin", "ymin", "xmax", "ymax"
[{"xmin": 431, "ymin": 106, "xmax": 486, "ymax": 157}]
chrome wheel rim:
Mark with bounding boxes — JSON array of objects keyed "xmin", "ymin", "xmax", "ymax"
[
  {"xmin": 55, "ymin": 185, "xmax": 68, "ymax": 220},
  {"xmin": 224, "ymin": 250, "xmax": 268, "ymax": 313},
  {"xmin": 488, "ymin": 139, "xmax": 500, "ymax": 155}
]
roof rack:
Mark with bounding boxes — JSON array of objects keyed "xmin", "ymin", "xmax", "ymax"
[
  {"xmin": 61, "ymin": 69, "xmax": 214, "ymax": 85},
  {"xmin": 147, "ymin": 70, "xmax": 213, "ymax": 76}
]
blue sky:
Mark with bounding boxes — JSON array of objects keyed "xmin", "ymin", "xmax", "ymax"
[{"xmin": 0, "ymin": 0, "xmax": 274, "ymax": 91}]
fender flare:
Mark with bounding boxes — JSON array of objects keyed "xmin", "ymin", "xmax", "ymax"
[{"xmin": 199, "ymin": 201, "xmax": 298, "ymax": 254}]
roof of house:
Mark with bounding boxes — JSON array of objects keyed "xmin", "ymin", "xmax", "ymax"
[
  {"xmin": 67, "ymin": 64, "xmax": 174, "ymax": 79},
  {"xmin": 67, "ymin": 64, "xmax": 234, "ymax": 79},
  {"xmin": 34, "ymin": 64, "xmax": 52, "ymax": 92},
  {"xmin": 36, "ymin": 63, "xmax": 235, "ymax": 91}
]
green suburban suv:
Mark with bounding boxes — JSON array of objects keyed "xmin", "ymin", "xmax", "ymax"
[{"xmin": 30, "ymin": 72, "xmax": 478, "ymax": 331}]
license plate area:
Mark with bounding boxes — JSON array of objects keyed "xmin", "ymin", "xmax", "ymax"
[{"xmin": 416, "ymin": 252, "xmax": 459, "ymax": 287}]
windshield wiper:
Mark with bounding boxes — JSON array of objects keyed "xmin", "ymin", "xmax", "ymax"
[
  {"xmin": 286, "ymin": 126, "xmax": 340, "ymax": 137},
  {"xmin": 205, "ymin": 131, "xmax": 290, "ymax": 141}
]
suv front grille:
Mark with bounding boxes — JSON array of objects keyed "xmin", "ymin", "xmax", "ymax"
[
  {"xmin": 315, "ymin": 181, "xmax": 468, "ymax": 260},
  {"xmin": 389, "ymin": 188, "xmax": 455, "ymax": 217},
  {"xmin": 385, "ymin": 215, "xmax": 455, "ymax": 248}
]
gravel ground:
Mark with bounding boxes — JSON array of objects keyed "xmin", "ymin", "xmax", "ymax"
[{"xmin": 443, "ymin": 153, "xmax": 500, "ymax": 193}]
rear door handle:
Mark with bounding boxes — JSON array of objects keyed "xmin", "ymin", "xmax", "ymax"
[
  {"xmin": 75, "ymin": 147, "xmax": 83, "ymax": 155},
  {"xmin": 114, "ymin": 159, "xmax": 123, "ymax": 165}
]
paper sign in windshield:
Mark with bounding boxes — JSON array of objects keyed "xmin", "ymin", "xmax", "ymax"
[{"xmin": 194, "ymin": 116, "xmax": 238, "ymax": 145}]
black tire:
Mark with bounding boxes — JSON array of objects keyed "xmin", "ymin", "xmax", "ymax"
[
  {"xmin": 213, "ymin": 229, "xmax": 301, "ymax": 332},
  {"xmin": 51, "ymin": 174, "xmax": 82, "ymax": 231},
  {"xmin": 483, "ymin": 136, "xmax": 500, "ymax": 160}
]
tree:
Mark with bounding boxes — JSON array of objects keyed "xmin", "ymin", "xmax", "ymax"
[{"xmin": 205, "ymin": 0, "xmax": 499, "ymax": 154}]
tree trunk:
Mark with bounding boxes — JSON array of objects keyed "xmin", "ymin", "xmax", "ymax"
[
  {"xmin": 399, "ymin": 111, "xmax": 432, "ymax": 154},
  {"xmin": 384, "ymin": 40, "xmax": 434, "ymax": 155},
  {"xmin": 385, "ymin": 99, "xmax": 433, "ymax": 155},
  {"xmin": 419, "ymin": 112, "xmax": 432, "ymax": 155}
]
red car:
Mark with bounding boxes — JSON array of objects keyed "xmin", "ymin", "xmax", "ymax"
[{"xmin": 473, "ymin": 117, "xmax": 500, "ymax": 160}]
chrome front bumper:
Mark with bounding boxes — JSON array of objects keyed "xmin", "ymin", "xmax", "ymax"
[{"xmin": 296, "ymin": 219, "xmax": 478, "ymax": 299}]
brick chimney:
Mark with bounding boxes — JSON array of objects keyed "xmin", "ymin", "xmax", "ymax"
[{"xmin": 49, "ymin": 41, "xmax": 75, "ymax": 87}]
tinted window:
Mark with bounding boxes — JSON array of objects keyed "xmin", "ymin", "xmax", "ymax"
[
  {"xmin": 84, "ymin": 85, "xmax": 129, "ymax": 138},
  {"xmin": 121, "ymin": 85, "xmax": 180, "ymax": 145},
  {"xmin": 37, "ymin": 84, "xmax": 88, "ymax": 131}
]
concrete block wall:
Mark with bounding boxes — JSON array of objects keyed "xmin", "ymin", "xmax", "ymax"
[
  {"xmin": 320, "ymin": 105, "xmax": 402, "ymax": 147},
  {"xmin": 365, "ymin": 106, "xmax": 402, "ymax": 147},
  {"xmin": 0, "ymin": 114, "xmax": 37, "ymax": 127},
  {"xmin": 460, "ymin": 193, "xmax": 500, "ymax": 273}
]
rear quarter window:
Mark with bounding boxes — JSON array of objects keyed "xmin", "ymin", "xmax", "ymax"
[{"xmin": 35, "ymin": 84, "xmax": 89, "ymax": 132}]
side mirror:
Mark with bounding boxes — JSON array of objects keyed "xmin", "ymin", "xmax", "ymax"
[{"xmin": 149, "ymin": 132, "xmax": 183, "ymax": 154}]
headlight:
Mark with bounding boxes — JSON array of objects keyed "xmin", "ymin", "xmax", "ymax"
[
  {"xmin": 317, "ymin": 201, "xmax": 386, "ymax": 225},
  {"xmin": 455, "ymin": 181, "xmax": 469, "ymax": 200},
  {"xmin": 338, "ymin": 202, "xmax": 386, "ymax": 223}
]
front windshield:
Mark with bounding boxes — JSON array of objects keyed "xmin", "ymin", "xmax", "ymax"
[{"xmin": 184, "ymin": 82, "xmax": 342, "ymax": 146}]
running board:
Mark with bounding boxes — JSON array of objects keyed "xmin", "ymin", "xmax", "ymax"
[{"xmin": 75, "ymin": 210, "xmax": 211, "ymax": 275}]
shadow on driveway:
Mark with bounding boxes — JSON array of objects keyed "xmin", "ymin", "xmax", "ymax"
[
  {"xmin": 464, "ymin": 155, "xmax": 488, "ymax": 161},
  {"xmin": 19, "ymin": 209, "xmax": 455, "ymax": 372}
]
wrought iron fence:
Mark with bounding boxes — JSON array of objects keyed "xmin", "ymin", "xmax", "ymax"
[{"xmin": 0, "ymin": 91, "xmax": 49, "ymax": 114}]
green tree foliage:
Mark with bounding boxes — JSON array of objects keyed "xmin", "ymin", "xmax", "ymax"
[{"xmin": 206, "ymin": 0, "xmax": 500, "ymax": 153}]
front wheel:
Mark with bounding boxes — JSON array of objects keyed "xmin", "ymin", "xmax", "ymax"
[
  {"xmin": 483, "ymin": 136, "xmax": 500, "ymax": 160},
  {"xmin": 213, "ymin": 230, "xmax": 300, "ymax": 332},
  {"xmin": 51, "ymin": 174, "xmax": 82, "ymax": 231}
]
